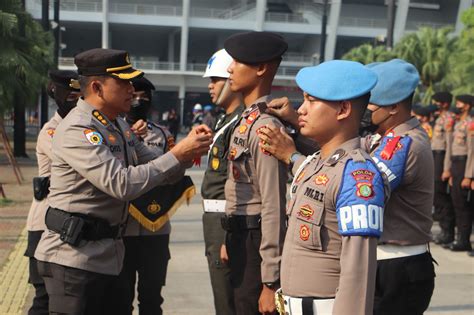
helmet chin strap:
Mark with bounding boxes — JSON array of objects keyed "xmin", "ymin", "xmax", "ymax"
[{"xmin": 215, "ymin": 79, "xmax": 231, "ymax": 106}]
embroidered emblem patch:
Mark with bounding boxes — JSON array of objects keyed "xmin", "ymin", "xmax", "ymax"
[
  {"xmin": 239, "ymin": 125, "xmax": 248, "ymax": 134},
  {"xmin": 229, "ymin": 147, "xmax": 237, "ymax": 160},
  {"xmin": 314, "ymin": 174, "xmax": 329, "ymax": 186},
  {"xmin": 211, "ymin": 158, "xmax": 220, "ymax": 170},
  {"xmin": 351, "ymin": 169, "xmax": 375, "ymax": 181},
  {"xmin": 108, "ymin": 134, "xmax": 117, "ymax": 144},
  {"xmin": 47, "ymin": 129, "xmax": 55, "ymax": 137},
  {"xmin": 298, "ymin": 204, "xmax": 314, "ymax": 220},
  {"xmin": 356, "ymin": 182, "xmax": 374, "ymax": 199},
  {"xmin": 351, "ymin": 169, "xmax": 375, "ymax": 200},
  {"xmin": 84, "ymin": 129, "xmax": 104, "ymax": 145},
  {"xmin": 147, "ymin": 201, "xmax": 161, "ymax": 214},
  {"xmin": 246, "ymin": 110, "xmax": 259, "ymax": 124},
  {"xmin": 300, "ymin": 224, "xmax": 310, "ymax": 241}
]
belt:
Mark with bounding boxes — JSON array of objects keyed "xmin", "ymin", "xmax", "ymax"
[
  {"xmin": 451, "ymin": 155, "xmax": 467, "ymax": 161},
  {"xmin": 377, "ymin": 244, "xmax": 428, "ymax": 260},
  {"xmin": 221, "ymin": 215, "xmax": 261, "ymax": 232},
  {"xmin": 279, "ymin": 292, "xmax": 334, "ymax": 315},
  {"xmin": 432, "ymin": 150, "xmax": 445, "ymax": 154},
  {"xmin": 203, "ymin": 199, "xmax": 226, "ymax": 213}
]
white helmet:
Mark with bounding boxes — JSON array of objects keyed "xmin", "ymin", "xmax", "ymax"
[
  {"xmin": 203, "ymin": 49, "xmax": 233, "ymax": 78},
  {"xmin": 193, "ymin": 103, "xmax": 203, "ymax": 111}
]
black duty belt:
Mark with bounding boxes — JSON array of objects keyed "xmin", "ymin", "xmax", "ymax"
[
  {"xmin": 221, "ymin": 214, "xmax": 261, "ymax": 232},
  {"xmin": 432, "ymin": 150, "xmax": 445, "ymax": 154},
  {"xmin": 45, "ymin": 207, "xmax": 120, "ymax": 246},
  {"xmin": 451, "ymin": 155, "xmax": 467, "ymax": 161}
]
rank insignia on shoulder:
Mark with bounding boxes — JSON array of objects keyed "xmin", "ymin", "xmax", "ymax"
[
  {"xmin": 327, "ymin": 149, "xmax": 345, "ymax": 165},
  {"xmin": 47, "ymin": 129, "xmax": 55, "ymax": 137},
  {"xmin": 314, "ymin": 174, "xmax": 329, "ymax": 186},
  {"xmin": 147, "ymin": 201, "xmax": 161, "ymax": 214},
  {"xmin": 299, "ymin": 224, "xmax": 310, "ymax": 241},
  {"xmin": 92, "ymin": 110, "xmax": 108, "ymax": 126},
  {"xmin": 211, "ymin": 158, "xmax": 220, "ymax": 170},
  {"xmin": 84, "ymin": 129, "xmax": 104, "ymax": 145},
  {"xmin": 239, "ymin": 125, "xmax": 248, "ymax": 134},
  {"xmin": 212, "ymin": 146, "xmax": 218, "ymax": 155},
  {"xmin": 298, "ymin": 204, "xmax": 314, "ymax": 220}
]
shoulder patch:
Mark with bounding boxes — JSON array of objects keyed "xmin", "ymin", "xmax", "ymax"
[
  {"xmin": 372, "ymin": 135, "xmax": 411, "ymax": 191},
  {"xmin": 92, "ymin": 110, "xmax": 108, "ymax": 126},
  {"xmin": 336, "ymin": 159, "xmax": 385, "ymax": 238},
  {"xmin": 445, "ymin": 116, "xmax": 454, "ymax": 131},
  {"xmin": 84, "ymin": 129, "xmax": 104, "ymax": 145},
  {"xmin": 47, "ymin": 129, "xmax": 55, "ymax": 137}
]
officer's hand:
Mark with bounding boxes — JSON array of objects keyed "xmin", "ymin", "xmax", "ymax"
[
  {"xmin": 131, "ymin": 119, "xmax": 147, "ymax": 138},
  {"xmin": 448, "ymin": 176, "xmax": 453, "ymax": 187},
  {"xmin": 471, "ymin": 180, "xmax": 474, "ymax": 191},
  {"xmin": 461, "ymin": 178, "xmax": 472, "ymax": 190},
  {"xmin": 257, "ymin": 124, "xmax": 296, "ymax": 164},
  {"xmin": 220, "ymin": 244, "xmax": 229, "ymax": 264},
  {"xmin": 266, "ymin": 97, "xmax": 299, "ymax": 130},
  {"xmin": 441, "ymin": 171, "xmax": 451, "ymax": 182},
  {"xmin": 259, "ymin": 286, "xmax": 277, "ymax": 314},
  {"xmin": 170, "ymin": 125, "xmax": 212, "ymax": 163}
]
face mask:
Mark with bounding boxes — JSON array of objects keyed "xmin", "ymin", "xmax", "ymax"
[
  {"xmin": 127, "ymin": 99, "xmax": 151, "ymax": 123},
  {"xmin": 54, "ymin": 86, "xmax": 78, "ymax": 118},
  {"xmin": 359, "ymin": 108, "xmax": 379, "ymax": 136},
  {"xmin": 57, "ymin": 100, "xmax": 77, "ymax": 118}
]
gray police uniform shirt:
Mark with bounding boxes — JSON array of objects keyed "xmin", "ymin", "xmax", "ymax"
[
  {"xmin": 282, "ymin": 138, "xmax": 387, "ymax": 315},
  {"xmin": 224, "ymin": 95, "xmax": 288, "ymax": 284},
  {"xmin": 34, "ymin": 98, "xmax": 183, "ymax": 275},
  {"xmin": 364, "ymin": 117, "xmax": 434, "ymax": 245},
  {"xmin": 26, "ymin": 112, "xmax": 62, "ymax": 232},
  {"xmin": 431, "ymin": 111, "xmax": 455, "ymax": 151},
  {"xmin": 444, "ymin": 115, "xmax": 474, "ymax": 179},
  {"xmin": 125, "ymin": 122, "xmax": 184, "ymax": 236}
]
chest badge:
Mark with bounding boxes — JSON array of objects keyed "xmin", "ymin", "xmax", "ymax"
[
  {"xmin": 239, "ymin": 125, "xmax": 248, "ymax": 134},
  {"xmin": 298, "ymin": 204, "xmax": 314, "ymax": 220},
  {"xmin": 47, "ymin": 129, "xmax": 55, "ymax": 137},
  {"xmin": 314, "ymin": 174, "xmax": 329, "ymax": 186},
  {"xmin": 147, "ymin": 201, "xmax": 161, "ymax": 214},
  {"xmin": 211, "ymin": 158, "xmax": 220, "ymax": 170},
  {"xmin": 299, "ymin": 224, "xmax": 310, "ymax": 241},
  {"xmin": 108, "ymin": 134, "xmax": 117, "ymax": 144},
  {"xmin": 212, "ymin": 146, "xmax": 219, "ymax": 155}
]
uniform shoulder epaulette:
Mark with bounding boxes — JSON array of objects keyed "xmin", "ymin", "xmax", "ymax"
[
  {"xmin": 92, "ymin": 110, "xmax": 108, "ymax": 126},
  {"xmin": 348, "ymin": 149, "xmax": 367, "ymax": 163}
]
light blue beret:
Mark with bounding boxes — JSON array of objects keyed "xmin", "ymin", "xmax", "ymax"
[
  {"xmin": 295, "ymin": 60, "xmax": 378, "ymax": 101},
  {"xmin": 367, "ymin": 59, "xmax": 420, "ymax": 106}
]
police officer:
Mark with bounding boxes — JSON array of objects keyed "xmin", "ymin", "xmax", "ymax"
[
  {"xmin": 112, "ymin": 76, "xmax": 183, "ymax": 315},
  {"xmin": 25, "ymin": 70, "xmax": 80, "ymax": 315},
  {"xmin": 364, "ymin": 59, "xmax": 435, "ymax": 314},
  {"xmin": 201, "ymin": 49, "xmax": 244, "ymax": 315},
  {"xmin": 431, "ymin": 92, "xmax": 456, "ymax": 244},
  {"xmin": 442, "ymin": 94, "xmax": 473, "ymax": 251},
  {"xmin": 413, "ymin": 105, "xmax": 433, "ymax": 139},
  {"xmin": 34, "ymin": 48, "xmax": 212, "ymax": 315},
  {"xmin": 221, "ymin": 31, "xmax": 288, "ymax": 314},
  {"xmin": 258, "ymin": 60, "xmax": 386, "ymax": 315}
]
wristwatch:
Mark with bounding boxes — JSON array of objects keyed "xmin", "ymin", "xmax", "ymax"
[
  {"xmin": 288, "ymin": 151, "xmax": 301, "ymax": 169},
  {"xmin": 263, "ymin": 281, "xmax": 280, "ymax": 289}
]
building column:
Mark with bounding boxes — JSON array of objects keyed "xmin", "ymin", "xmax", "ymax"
[
  {"xmin": 178, "ymin": 80, "xmax": 186, "ymax": 128},
  {"xmin": 102, "ymin": 0, "xmax": 109, "ymax": 48},
  {"xmin": 393, "ymin": 0, "xmax": 410, "ymax": 44},
  {"xmin": 180, "ymin": 0, "xmax": 190, "ymax": 72},
  {"xmin": 255, "ymin": 0, "xmax": 266, "ymax": 31},
  {"xmin": 325, "ymin": 0, "xmax": 341, "ymax": 61},
  {"xmin": 455, "ymin": 0, "xmax": 473, "ymax": 34}
]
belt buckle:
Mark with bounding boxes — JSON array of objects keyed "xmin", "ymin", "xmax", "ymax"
[{"xmin": 275, "ymin": 288, "xmax": 285, "ymax": 315}]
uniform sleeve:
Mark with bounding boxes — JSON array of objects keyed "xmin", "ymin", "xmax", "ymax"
[
  {"xmin": 443, "ymin": 121, "xmax": 454, "ymax": 173},
  {"xmin": 36, "ymin": 128, "xmax": 54, "ymax": 161},
  {"xmin": 134, "ymin": 134, "xmax": 160, "ymax": 164},
  {"xmin": 56, "ymin": 124, "xmax": 182, "ymax": 201},
  {"xmin": 249, "ymin": 117, "xmax": 288, "ymax": 283},
  {"xmin": 465, "ymin": 123, "xmax": 474, "ymax": 179}
]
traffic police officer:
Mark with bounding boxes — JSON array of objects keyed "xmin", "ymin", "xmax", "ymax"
[
  {"xmin": 114, "ymin": 76, "xmax": 185, "ymax": 315},
  {"xmin": 34, "ymin": 48, "xmax": 212, "ymax": 314},
  {"xmin": 25, "ymin": 70, "xmax": 80, "ymax": 315},
  {"xmin": 365, "ymin": 59, "xmax": 435, "ymax": 315},
  {"xmin": 442, "ymin": 94, "xmax": 473, "ymax": 251},
  {"xmin": 221, "ymin": 31, "xmax": 288, "ymax": 314},
  {"xmin": 201, "ymin": 49, "xmax": 244, "ymax": 315},
  {"xmin": 431, "ymin": 92, "xmax": 456, "ymax": 244},
  {"xmin": 258, "ymin": 60, "xmax": 387, "ymax": 315}
]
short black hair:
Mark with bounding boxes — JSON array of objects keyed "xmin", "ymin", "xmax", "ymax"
[
  {"xmin": 78, "ymin": 75, "xmax": 107, "ymax": 97},
  {"xmin": 432, "ymin": 91, "xmax": 452, "ymax": 104},
  {"xmin": 350, "ymin": 92, "xmax": 371, "ymax": 120}
]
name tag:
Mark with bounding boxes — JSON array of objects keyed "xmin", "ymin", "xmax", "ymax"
[{"xmin": 338, "ymin": 204, "xmax": 383, "ymax": 237}]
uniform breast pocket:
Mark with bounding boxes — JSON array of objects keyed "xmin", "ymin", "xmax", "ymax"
[
  {"xmin": 294, "ymin": 203, "xmax": 324, "ymax": 251},
  {"xmin": 229, "ymin": 153, "xmax": 253, "ymax": 184}
]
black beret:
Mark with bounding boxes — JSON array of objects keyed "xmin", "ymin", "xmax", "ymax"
[
  {"xmin": 132, "ymin": 76, "xmax": 155, "ymax": 92},
  {"xmin": 426, "ymin": 104, "xmax": 438, "ymax": 113},
  {"xmin": 224, "ymin": 31, "xmax": 288, "ymax": 64},
  {"xmin": 432, "ymin": 91, "xmax": 452, "ymax": 103},
  {"xmin": 48, "ymin": 70, "xmax": 79, "ymax": 90},
  {"xmin": 456, "ymin": 94, "xmax": 474, "ymax": 106},
  {"xmin": 413, "ymin": 105, "xmax": 431, "ymax": 117},
  {"xmin": 74, "ymin": 48, "xmax": 143, "ymax": 80}
]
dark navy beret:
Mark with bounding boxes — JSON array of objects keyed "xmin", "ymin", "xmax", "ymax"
[
  {"xmin": 367, "ymin": 59, "xmax": 419, "ymax": 106},
  {"xmin": 224, "ymin": 31, "xmax": 288, "ymax": 64},
  {"xmin": 432, "ymin": 91, "xmax": 452, "ymax": 104},
  {"xmin": 295, "ymin": 60, "xmax": 377, "ymax": 101},
  {"xmin": 456, "ymin": 94, "xmax": 474, "ymax": 106},
  {"xmin": 132, "ymin": 76, "xmax": 155, "ymax": 92},
  {"xmin": 413, "ymin": 105, "xmax": 432, "ymax": 117},
  {"xmin": 48, "ymin": 70, "xmax": 79, "ymax": 90}
]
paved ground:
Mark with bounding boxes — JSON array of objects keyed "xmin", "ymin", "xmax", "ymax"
[{"xmin": 0, "ymin": 141, "xmax": 473, "ymax": 314}]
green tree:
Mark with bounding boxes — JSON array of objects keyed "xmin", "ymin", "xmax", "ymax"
[
  {"xmin": 0, "ymin": 0, "xmax": 53, "ymax": 156},
  {"xmin": 443, "ymin": 8, "xmax": 474, "ymax": 95},
  {"xmin": 342, "ymin": 43, "xmax": 396, "ymax": 64}
]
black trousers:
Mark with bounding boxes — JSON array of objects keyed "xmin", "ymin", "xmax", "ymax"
[
  {"xmin": 451, "ymin": 157, "xmax": 473, "ymax": 238},
  {"xmin": 203, "ymin": 212, "xmax": 236, "ymax": 315},
  {"xmin": 37, "ymin": 261, "xmax": 116, "ymax": 315},
  {"xmin": 226, "ymin": 229, "xmax": 262, "ymax": 315},
  {"xmin": 112, "ymin": 234, "xmax": 171, "ymax": 315},
  {"xmin": 432, "ymin": 151, "xmax": 455, "ymax": 232},
  {"xmin": 25, "ymin": 230, "xmax": 49, "ymax": 315},
  {"xmin": 374, "ymin": 252, "xmax": 435, "ymax": 315}
]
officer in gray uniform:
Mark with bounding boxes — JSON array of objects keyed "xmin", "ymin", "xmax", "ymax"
[
  {"xmin": 25, "ymin": 70, "xmax": 80, "ymax": 315},
  {"xmin": 114, "ymin": 76, "xmax": 184, "ymax": 315},
  {"xmin": 364, "ymin": 59, "xmax": 435, "ymax": 315},
  {"xmin": 34, "ymin": 48, "xmax": 212, "ymax": 315},
  {"xmin": 220, "ymin": 31, "xmax": 289, "ymax": 315},
  {"xmin": 258, "ymin": 60, "xmax": 386, "ymax": 315},
  {"xmin": 201, "ymin": 49, "xmax": 243, "ymax": 315},
  {"xmin": 442, "ymin": 94, "xmax": 473, "ymax": 251}
]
